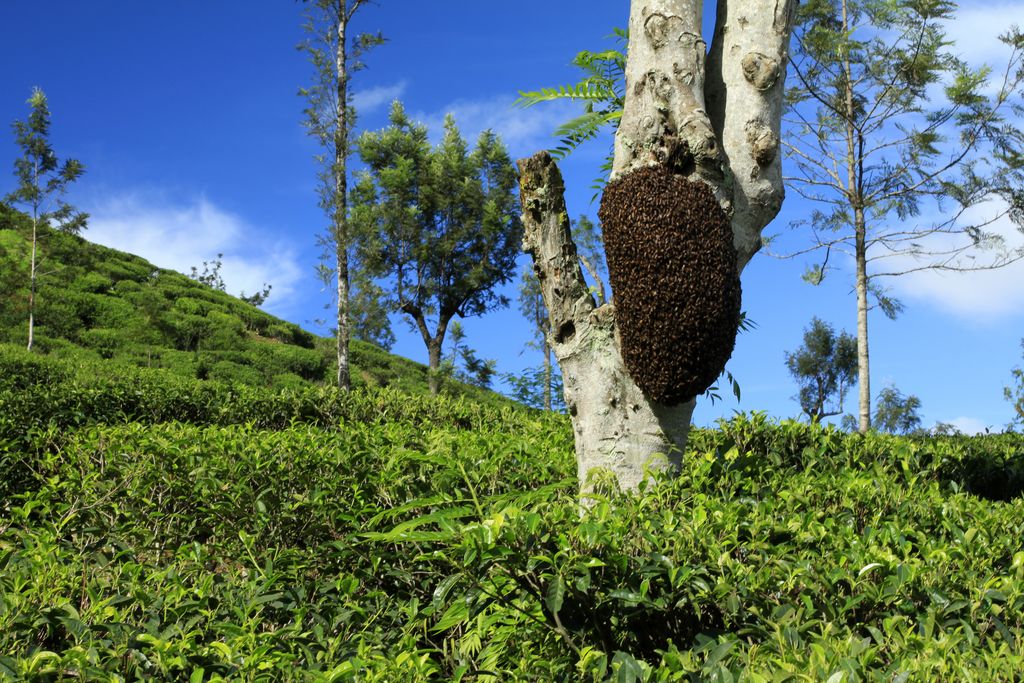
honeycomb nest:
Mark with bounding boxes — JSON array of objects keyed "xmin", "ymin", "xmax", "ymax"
[{"xmin": 598, "ymin": 164, "xmax": 741, "ymax": 405}]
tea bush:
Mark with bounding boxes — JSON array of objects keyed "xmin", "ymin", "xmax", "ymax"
[{"xmin": 2, "ymin": 353, "xmax": 1023, "ymax": 679}]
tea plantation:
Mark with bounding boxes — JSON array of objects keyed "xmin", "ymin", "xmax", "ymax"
[{"xmin": 2, "ymin": 345, "xmax": 1023, "ymax": 681}]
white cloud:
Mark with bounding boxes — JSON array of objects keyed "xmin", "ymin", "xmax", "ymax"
[
  {"xmin": 943, "ymin": 416, "xmax": 989, "ymax": 435},
  {"xmin": 411, "ymin": 95, "xmax": 585, "ymax": 158},
  {"xmin": 351, "ymin": 80, "xmax": 407, "ymax": 114},
  {"xmin": 944, "ymin": 4, "xmax": 1024, "ymax": 68},
  {"xmin": 884, "ymin": 199, "xmax": 1024, "ymax": 321},
  {"xmin": 86, "ymin": 193, "xmax": 304, "ymax": 316}
]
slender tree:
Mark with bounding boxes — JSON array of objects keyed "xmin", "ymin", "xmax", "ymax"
[
  {"xmin": 874, "ymin": 384, "xmax": 923, "ymax": 435},
  {"xmin": 519, "ymin": 0, "xmax": 797, "ymax": 495},
  {"xmin": 6, "ymin": 88, "xmax": 87, "ymax": 351},
  {"xmin": 516, "ymin": 264, "xmax": 555, "ymax": 411},
  {"xmin": 515, "ymin": 214, "xmax": 604, "ymax": 413},
  {"xmin": 573, "ymin": 215, "xmax": 608, "ymax": 304},
  {"xmin": 351, "ymin": 102, "xmax": 521, "ymax": 394},
  {"xmin": 299, "ymin": 0, "xmax": 384, "ymax": 390},
  {"xmin": 785, "ymin": 317, "xmax": 858, "ymax": 421},
  {"xmin": 348, "ymin": 263, "xmax": 395, "ymax": 350},
  {"xmin": 783, "ymin": 0, "xmax": 1024, "ymax": 432}
]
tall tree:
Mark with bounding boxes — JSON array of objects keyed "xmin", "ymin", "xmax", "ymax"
[
  {"xmin": 785, "ymin": 317, "xmax": 858, "ymax": 421},
  {"xmin": 351, "ymin": 102, "xmax": 522, "ymax": 394},
  {"xmin": 516, "ymin": 264, "xmax": 557, "ymax": 411},
  {"xmin": 519, "ymin": 1, "xmax": 797, "ymax": 495},
  {"xmin": 5, "ymin": 88, "xmax": 87, "ymax": 351},
  {"xmin": 298, "ymin": 0, "xmax": 384, "ymax": 391},
  {"xmin": 783, "ymin": 0, "xmax": 1024, "ymax": 432}
]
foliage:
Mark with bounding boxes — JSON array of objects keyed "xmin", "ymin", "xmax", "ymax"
[
  {"xmin": 573, "ymin": 215, "xmax": 608, "ymax": 303},
  {"xmin": 875, "ymin": 384, "xmax": 924, "ymax": 435},
  {"xmin": 503, "ymin": 364, "xmax": 566, "ymax": 412},
  {"xmin": 298, "ymin": 0, "xmax": 386, "ymax": 390},
  {"xmin": 5, "ymin": 88, "xmax": 88, "ymax": 350},
  {"xmin": 0, "ymin": 208, "xmax": 504, "ymax": 405},
  {"xmin": 516, "ymin": 29, "xmax": 626, "ymax": 194},
  {"xmin": 3, "ymin": 354, "xmax": 1024, "ymax": 678},
  {"xmin": 348, "ymin": 261, "xmax": 395, "ymax": 350},
  {"xmin": 351, "ymin": 101, "xmax": 521, "ymax": 391},
  {"xmin": 784, "ymin": 0, "xmax": 1024, "ymax": 429},
  {"xmin": 786, "ymin": 317, "xmax": 858, "ymax": 421},
  {"xmin": 441, "ymin": 321, "xmax": 497, "ymax": 390},
  {"xmin": 189, "ymin": 252, "xmax": 272, "ymax": 307},
  {"xmin": 1006, "ymin": 340, "xmax": 1024, "ymax": 429}
]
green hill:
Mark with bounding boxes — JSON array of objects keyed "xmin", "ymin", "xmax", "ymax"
[{"xmin": 0, "ymin": 203, "xmax": 496, "ymax": 401}]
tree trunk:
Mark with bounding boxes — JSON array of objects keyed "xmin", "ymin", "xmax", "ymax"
[
  {"xmin": 427, "ymin": 338, "xmax": 443, "ymax": 395},
  {"xmin": 839, "ymin": 0, "xmax": 870, "ymax": 433},
  {"xmin": 27, "ymin": 213, "xmax": 37, "ymax": 352},
  {"xmin": 855, "ymin": 217, "xmax": 871, "ymax": 433},
  {"xmin": 543, "ymin": 343, "xmax": 552, "ymax": 412},
  {"xmin": 520, "ymin": 0, "xmax": 795, "ymax": 496},
  {"xmin": 334, "ymin": 0, "xmax": 351, "ymax": 391},
  {"xmin": 418, "ymin": 314, "xmax": 450, "ymax": 397}
]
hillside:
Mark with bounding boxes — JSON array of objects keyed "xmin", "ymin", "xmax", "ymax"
[
  {"xmin": 3, "ymin": 205, "xmax": 1024, "ymax": 679},
  {"xmin": 0, "ymin": 203, "xmax": 498, "ymax": 401}
]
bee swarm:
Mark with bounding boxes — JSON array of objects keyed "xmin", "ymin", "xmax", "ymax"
[{"xmin": 598, "ymin": 164, "xmax": 741, "ymax": 405}]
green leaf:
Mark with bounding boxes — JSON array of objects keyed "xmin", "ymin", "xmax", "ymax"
[{"xmin": 545, "ymin": 576, "xmax": 566, "ymax": 615}]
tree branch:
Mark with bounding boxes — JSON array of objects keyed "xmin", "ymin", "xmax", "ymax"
[{"xmin": 517, "ymin": 152, "xmax": 595, "ymax": 342}]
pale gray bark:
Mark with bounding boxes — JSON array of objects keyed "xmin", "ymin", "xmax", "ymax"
[
  {"xmin": 520, "ymin": 0, "xmax": 795, "ymax": 495},
  {"xmin": 856, "ymin": 215, "xmax": 871, "ymax": 433},
  {"xmin": 27, "ymin": 213, "xmax": 37, "ymax": 352},
  {"xmin": 334, "ymin": 0, "xmax": 351, "ymax": 391},
  {"xmin": 543, "ymin": 342, "xmax": 552, "ymax": 412}
]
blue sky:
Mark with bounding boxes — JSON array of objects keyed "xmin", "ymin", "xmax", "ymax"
[{"xmin": 2, "ymin": 1, "xmax": 1023, "ymax": 432}]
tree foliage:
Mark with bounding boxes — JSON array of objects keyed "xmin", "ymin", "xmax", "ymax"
[
  {"xmin": 5, "ymin": 88, "xmax": 87, "ymax": 351},
  {"xmin": 785, "ymin": 317, "xmax": 858, "ymax": 421},
  {"xmin": 874, "ymin": 384, "xmax": 924, "ymax": 435},
  {"xmin": 298, "ymin": 0, "xmax": 385, "ymax": 390},
  {"xmin": 516, "ymin": 29, "xmax": 625, "ymax": 162},
  {"xmin": 350, "ymin": 101, "xmax": 521, "ymax": 393},
  {"xmin": 1005, "ymin": 340, "xmax": 1024, "ymax": 429},
  {"xmin": 441, "ymin": 321, "xmax": 496, "ymax": 390},
  {"xmin": 189, "ymin": 253, "xmax": 272, "ymax": 307},
  {"xmin": 784, "ymin": 0, "xmax": 1024, "ymax": 431},
  {"xmin": 516, "ymin": 30, "xmax": 626, "ymax": 196}
]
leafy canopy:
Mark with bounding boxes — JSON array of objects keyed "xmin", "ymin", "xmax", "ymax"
[
  {"xmin": 785, "ymin": 317, "xmax": 858, "ymax": 421},
  {"xmin": 350, "ymin": 101, "xmax": 522, "ymax": 332},
  {"xmin": 6, "ymin": 88, "xmax": 87, "ymax": 234},
  {"xmin": 785, "ymin": 0, "xmax": 1024, "ymax": 295},
  {"xmin": 874, "ymin": 384, "xmax": 924, "ymax": 435}
]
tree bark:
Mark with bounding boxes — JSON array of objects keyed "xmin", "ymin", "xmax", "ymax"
[
  {"xmin": 427, "ymin": 337, "xmax": 443, "ymax": 395},
  {"xmin": 543, "ymin": 343, "xmax": 552, "ymax": 412},
  {"xmin": 520, "ymin": 0, "xmax": 795, "ymax": 495},
  {"xmin": 838, "ymin": 0, "xmax": 871, "ymax": 433},
  {"xmin": 27, "ymin": 213, "xmax": 37, "ymax": 352},
  {"xmin": 334, "ymin": 0, "xmax": 351, "ymax": 391},
  {"xmin": 855, "ymin": 216, "xmax": 871, "ymax": 433},
  {"xmin": 413, "ymin": 312, "xmax": 450, "ymax": 396}
]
